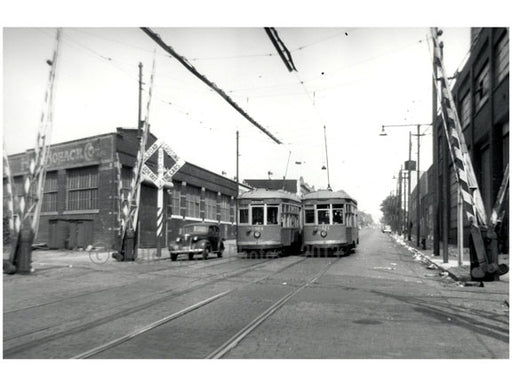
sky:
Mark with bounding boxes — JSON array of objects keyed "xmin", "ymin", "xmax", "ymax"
[{"xmin": 2, "ymin": 25, "xmax": 471, "ymax": 222}]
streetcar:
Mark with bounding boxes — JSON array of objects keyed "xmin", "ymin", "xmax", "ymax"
[
  {"xmin": 301, "ymin": 189, "xmax": 358, "ymax": 256},
  {"xmin": 237, "ymin": 189, "xmax": 302, "ymax": 257}
]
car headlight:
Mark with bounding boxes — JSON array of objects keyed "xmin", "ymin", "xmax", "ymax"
[
  {"xmin": 192, "ymin": 236, "xmax": 198, "ymax": 242},
  {"xmin": 320, "ymin": 230, "xmax": 327, "ymax": 238},
  {"xmin": 176, "ymin": 237, "xmax": 181, "ymax": 243},
  {"xmin": 254, "ymin": 231, "xmax": 261, "ymax": 239}
]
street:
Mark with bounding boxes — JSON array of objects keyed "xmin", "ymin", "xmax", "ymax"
[{"xmin": 3, "ymin": 228, "xmax": 508, "ymax": 359}]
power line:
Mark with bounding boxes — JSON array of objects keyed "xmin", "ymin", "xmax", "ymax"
[{"xmin": 141, "ymin": 27, "xmax": 282, "ymax": 145}]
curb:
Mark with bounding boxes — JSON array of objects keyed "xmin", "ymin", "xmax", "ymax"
[{"xmin": 390, "ymin": 234, "xmax": 467, "ymax": 283}]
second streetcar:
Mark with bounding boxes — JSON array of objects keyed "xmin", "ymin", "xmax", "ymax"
[{"xmin": 301, "ymin": 189, "xmax": 358, "ymax": 256}]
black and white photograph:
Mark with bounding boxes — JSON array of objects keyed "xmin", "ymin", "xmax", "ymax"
[{"xmin": 1, "ymin": 1, "xmax": 510, "ymax": 385}]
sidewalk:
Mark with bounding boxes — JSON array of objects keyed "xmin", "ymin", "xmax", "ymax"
[{"xmin": 391, "ymin": 234, "xmax": 509, "ymax": 284}]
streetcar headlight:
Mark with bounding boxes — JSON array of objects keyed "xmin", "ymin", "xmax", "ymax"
[
  {"xmin": 176, "ymin": 237, "xmax": 181, "ymax": 243},
  {"xmin": 192, "ymin": 236, "xmax": 198, "ymax": 242},
  {"xmin": 320, "ymin": 230, "xmax": 327, "ymax": 238},
  {"xmin": 254, "ymin": 231, "xmax": 261, "ymax": 239}
]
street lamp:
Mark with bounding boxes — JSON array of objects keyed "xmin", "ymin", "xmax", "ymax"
[{"xmin": 380, "ymin": 123, "xmax": 431, "ymax": 247}]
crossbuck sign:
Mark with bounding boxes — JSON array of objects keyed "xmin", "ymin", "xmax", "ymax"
[{"xmin": 142, "ymin": 139, "xmax": 185, "ymax": 256}]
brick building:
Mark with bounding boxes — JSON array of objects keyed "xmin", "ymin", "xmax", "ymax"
[
  {"xmin": 3, "ymin": 128, "xmax": 238, "ymax": 250},
  {"xmin": 430, "ymin": 27, "xmax": 509, "ymax": 252},
  {"xmin": 243, "ymin": 177, "xmax": 313, "ymax": 196}
]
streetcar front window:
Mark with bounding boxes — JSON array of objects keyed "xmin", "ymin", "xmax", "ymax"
[
  {"xmin": 317, "ymin": 204, "xmax": 330, "ymax": 225},
  {"xmin": 239, "ymin": 208, "xmax": 249, "ymax": 224},
  {"xmin": 252, "ymin": 206, "xmax": 264, "ymax": 225},
  {"xmin": 333, "ymin": 204, "xmax": 344, "ymax": 224},
  {"xmin": 305, "ymin": 207, "xmax": 315, "ymax": 224},
  {"xmin": 267, "ymin": 205, "xmax": 278, "ymax": 225}
]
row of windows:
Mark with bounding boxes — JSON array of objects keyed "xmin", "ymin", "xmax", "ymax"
[
  {"xmin": 239, "ymin": 204, "xmax": 300, "ymax": 226},
  {"xmin": 2, "ymin": 167, "xmax": 99, "ymax": 214},
  {"xmin": 170, "ymin": 183, "xmax": 233, "ymax": 221},
  {"xmin": 459, "ymin": 30, "xmax": 509, "ymax": 128}
]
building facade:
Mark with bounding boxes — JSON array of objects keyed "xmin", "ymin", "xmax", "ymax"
[
  {"xmin": 243, "ymin": 177, "xmax": 313, "ymax": 197},
  {"xmin": 430, "ymin": 27, "xmax": 509, "ymax": 252},
  {"xmin": 3, "ymin": 128, "xmax": 238, "ymax": 250}
]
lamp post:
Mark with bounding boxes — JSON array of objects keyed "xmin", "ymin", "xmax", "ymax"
[{"xmin": 380, "ymin": 123, "xmax": 430, "ymax": 247}]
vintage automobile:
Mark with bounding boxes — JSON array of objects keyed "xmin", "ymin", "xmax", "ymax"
[{"xmin": 169, "ymin": 223, "xmax": 224, "ymax": 261}]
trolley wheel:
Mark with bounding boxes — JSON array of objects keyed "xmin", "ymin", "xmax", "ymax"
[
  {"xmin": 170, "ymin": 253, "xmax": 178, "ymax": 261},
  {"xmin": 248, "ymin": 250, "xmax": 258, "ymax": 259},
  {"xmin": 202, "ymin": 247, "xmax": 210, "ymax": 260},
  {"xmin": 188, "ymin": 253, "xmax": 195, "ymax": 260}
]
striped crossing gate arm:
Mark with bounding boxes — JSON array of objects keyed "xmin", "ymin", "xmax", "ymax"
[
  {"xmin": 431, "ymin": 27, "xmax": 498, "ymax": 279},
  {"xmin": 490, "ymin": 163, "xmax": 509, "ymax": 227},
  {"xmin": 3, "ymin": 145, "xmax": 19, "ymax": 265}
]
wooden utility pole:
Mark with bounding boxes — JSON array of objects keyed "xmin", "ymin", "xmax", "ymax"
[
  {"xmin": 138, "ymin": 62, "xmax": 143, "ymax": 134},
  {"xmin": 416, "ymin": 124, "xmax": 421, "ymax": 247},
  {"xmin": 407, "ymin": 131, "xmax": 412, "ymax": 241},
  {"xmin": 235, "ymin": 130, "xmax": 239, "ymax": 252}
]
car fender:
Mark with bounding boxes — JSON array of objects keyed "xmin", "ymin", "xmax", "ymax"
[{"xmin": 196, "ymin": 239, "xmax": 209, "ymax": 250}]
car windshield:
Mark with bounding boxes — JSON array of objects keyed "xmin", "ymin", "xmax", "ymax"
[{"xmin": 183, "ymin": 225, "xmax": 209, "ymax": 234}]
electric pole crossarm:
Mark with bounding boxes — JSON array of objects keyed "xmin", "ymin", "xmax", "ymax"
[{"xmin": 140, "ymin": 27, "xmax": 281, "ymax": 145}]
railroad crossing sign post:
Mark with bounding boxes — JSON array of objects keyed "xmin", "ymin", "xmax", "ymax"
[{"xmin": 142, "ymin": 139, "xmax": 184, "ymax": 257}]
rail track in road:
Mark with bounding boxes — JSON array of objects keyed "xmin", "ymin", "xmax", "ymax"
[
  {"xmin": 4, "ymin": 256, "xmax": 308, "ymax": 358},
  {"xmin": 75, "ymin": 256, "xmax": 342, "ymax": 359}
]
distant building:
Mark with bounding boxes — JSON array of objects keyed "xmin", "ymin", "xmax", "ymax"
[
  {"xmin": 3, "ymin": 128, "xmax": 238, "ymax": 250},
  {"xmin": 243, "ymin": 177, "xmax": 313, "ymax": 197}
]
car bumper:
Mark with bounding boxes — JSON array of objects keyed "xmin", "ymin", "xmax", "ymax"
[{"xmin": 169, "ymin": 248, "xmax": 204, "ymax": 254}]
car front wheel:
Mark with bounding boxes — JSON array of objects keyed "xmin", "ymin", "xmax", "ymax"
[{"xmin": 202, "ymin": 247, "xmax": 210, "ymax": 260}]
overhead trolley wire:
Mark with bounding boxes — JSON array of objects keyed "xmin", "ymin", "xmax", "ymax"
[{"xmin": 141, "ymin": 27, "xmax": 282, "ymax": 145}]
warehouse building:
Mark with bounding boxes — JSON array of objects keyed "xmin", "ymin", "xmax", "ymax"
[
  {"xmin": 431, "ymin": 27, "xmax": 508, "ymax": 252},
  {"xmin": 3, "ymin": 128, "xmax": 238, "ymax": 250}
]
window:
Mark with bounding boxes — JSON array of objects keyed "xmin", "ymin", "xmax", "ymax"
[
  {"xmin": 42, "ymin": 172, "xmax": 58, "ymax": 212},
  {"xmin": 332, "ymin": 204, "xmax": 344, "ymax": 224},
  {"xmin": 239, "ymin": 206, "xmax": 249, "ymax": 224},
  {"xmin": 317, "ymin": 204, "xmax": 330, "ymax": 224},
  {"xmin": 474, "ymin": 61, "xmax": 490, "ymax": 110},
  {"xmin": 205, "ymin": 190, "xmax": 217, "ymax": 220},
  {"xmin": 495, "ymin": 31, "xmax": 509, "ymax": 84},
  {"xmin": 460, "ymin": 91, "xmax": 471, "ymax": 128},
  {"xmin": 252, "ymin": 206, "xmax": 264, "ymax": 225},
  {"xmin": 67, "ymin": 166, "xmax": 98, "ymax": 210},
  {"xmin": 220, "ymin": 195, "xmax": 230, "ymax": 222},
  {"xmin": 305, "ymin": 206, "xmax": 315, "ymax": 224},
  {"xmin": 186, "ymin": 185, "xmax": 201, "ymax": 218},
  {"xmin": 171, "ymin": 183, "xmax": 181, "ymax": 216},
  {"xmin": 267, "ymin": 205, "xmax": 278, "ymax": 225}
]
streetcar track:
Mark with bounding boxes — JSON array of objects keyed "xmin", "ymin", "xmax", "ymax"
[
  {"xmin": 73, "ymin": 256, "xmax": 310, "ymax": 359},
  {"xmin": 4, "ymin": 257, "xmax": 305, "ymax": 357},
  {"xmin": 207, "ymin": 257, "xmax": 340, "ymax": 359},
  {"xmin": 3, "ymin": 283, "xmax": 132, "ymax": 315},
  {"xmin": 73, "ymin": 256, "xmax": 335, "ymax": 359}
]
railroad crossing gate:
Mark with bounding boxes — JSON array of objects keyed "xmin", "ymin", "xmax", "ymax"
[
  {"xmin": 431, "ymin": 27, "xmax": 508, "ymax": 280},
  {"xmin": 142, "ymin": 139, "xmax": 185, "ymax": 256}
]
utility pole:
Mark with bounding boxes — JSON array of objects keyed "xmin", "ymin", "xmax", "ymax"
[
  {"xmin": 138, "ymin": 62, "xmax": 143, "ymax": 135},
  {"xmin": 398, "ymin": 166, "xmax": 403, "ymax": 235},
  {"xmin": 407, "ymin": 131, "xmax": 412, "ymax": 241},
  {"xmin": 235, "ymin": 130, "xmax": 239, "ymax": 253},
  {"xmin": 432, "ymin": 39, "xmax": 440, "ymax": 256},
  {"xmin": 416, "ymin": 124, "xmax": 421, "ymax": 248}
]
